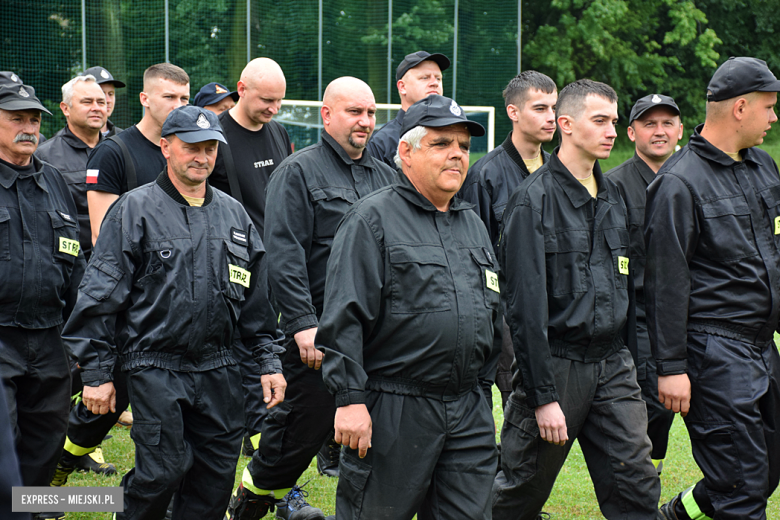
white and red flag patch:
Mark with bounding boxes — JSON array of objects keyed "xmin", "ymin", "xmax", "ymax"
[{"xmin": 86, "ymin": 169, "xmax": 99, "ymax": 184}]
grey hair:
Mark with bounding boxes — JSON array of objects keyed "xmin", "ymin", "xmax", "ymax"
[
  {"xmin": 62, "ymin": 74, "xmax": 98, "ymax": 106},
  {"xmin": 393, "ymin": 125, "xmax": 428, "ymax": 169}
]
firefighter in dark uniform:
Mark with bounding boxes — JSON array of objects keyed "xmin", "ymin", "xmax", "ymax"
[
  {"xmin": 63, "ymin": 105, "xmax": 286, "ymax": 520},
  {"xmin": 83, "ymin": 66, "xmax": 125, "ymax": 138},
  {"xmin": 650, "ymin": 57, "xmax": 780, "ymax": 520},
  {"xmin": 317, "ymin": 94, "xmax": 499, "ymax": 519},
  {"xmin": 492, "ymin": 80, "xmax": 660, "ymax": 520},
  {"xmin": 606, "ymin": 93, "xmax": 683, "ymax": 475},
  {"xmin": 226, "ymin": 77, "xmax": 396, "ymax": 520},
  {"xmin": 367, "ymin": 50, "xmax": 449, "ymax": 168},
  {"xmin": 0, "ymin": 79, "xmax": 86, "ymax": 520}
]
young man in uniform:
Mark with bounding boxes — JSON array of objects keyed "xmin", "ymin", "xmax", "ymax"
[
  {"xmin": 225, "ymin": 77, "xmax": 397, "ymax": 520},
  {"xmin": 193, "ymin": 81, "xmax": 239, "ymax": 115},
  {"xmin": 459, "ymin": 70, "xmax": 557, "ymax": 409},
  {"xmin": 648, "ymin": 57, "xmax": 780, "ymax": 520},
  {"xmin": 318, "ymin": 94, "xmax": 499, "ymax": 519},
  {"xmin": 606, "ymin": 93, "xmax": 683, "ymax": 475},
  {"xmin": 367, "ymin": 50, "xmax": 450, "ymax": 168},
  {"xmin": 83, "ymin": 66, "xmax": 126, "ymax": 138},
  {"xmin": 51, "ymin": 63, "xmax": 190, "ymax": 486},
  {"xmin": 64, "ymin": 105, "xmax": 286, "ymax": 520},
  {"xmin": 492, "ymin": 79, "xmax": 660, "ymax": 520},
  {"xmin": 206, "ymin": 57, "xmax": 293, "ymax": 463},
  {"xmin": 0, "ymin": 77, "xmax": 86, "ymax": 520}
]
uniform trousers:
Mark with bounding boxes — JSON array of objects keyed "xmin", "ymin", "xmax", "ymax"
[
  {"xmin": 116, "ymin": 365, "xmax": 244, "ymax": 520},
  {"xmin": 492, "ymin": 347, "xmax": 660, "ymax": 520},
  {"xmin": 0, "ymin": 325, "xmax": 70, "ymax": 487},
  {"xmin": 635, "ymin": 320, "xmax": 675, "ymax": 460}
]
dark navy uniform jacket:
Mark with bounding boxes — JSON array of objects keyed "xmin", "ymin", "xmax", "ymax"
[
  {"xmin": 264, "ymin": 131, "xmax": 397, "ymax": 337},
  {"xmin": 499, "ymin": 150, "xmax": 631, "ymax": 408},
  {"xmin": 318, "ymin": 172, "xmax": 501, "ymax": 406},
  {"xmin": 0, "ymin": 156, "xmax": 85, "ymax": 329},
  {"xmin": 366, "ymin": 109, "xmax": 404, "ymax": 169},
  {"xmin": 63, "ymin": 172, "xmax": 283, "ymax": 387},
  {"xmin": 644, "ymin": 125, "xmax": 780, "ymax": 376}
]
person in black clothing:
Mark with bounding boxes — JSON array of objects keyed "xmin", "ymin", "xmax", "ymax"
[
  {"xmin": 492, "ymin": 80, "xmax": 660, "ymax": 520},
  {"xmin": 193, "ymin": 81, "xmax": 239, "ymax": 114},
  {"xmin": 459, "ymin": 70, "xmax": 557, "ymax": 410},
  {"xmin": 650, "ymin": 57, "xmax": 780, "ymax": 520},
  {"xmin": 318, "ymin": 94, "xmax": 498, "ymax": 519},
  {"xmin": 64, "ymin": 105, "xmax": 286, "ymax": 520},
  {"xmin": 606, "ymin": 93, "xmax": 683, "ymax": 476},
  {"xmin": 83, "ymin": 66, "xmax": 126, "ymax": 138},
  {"xmin": 0, "ymin": 80, "xmax": 86, "ymax": 520},
  {"xmin": 367, "ymin": 50, "xmax": 449, "ymax": 168},
  {"xmin": 226, "ymin": 77, "xmax": 396, "ymax": 520}
]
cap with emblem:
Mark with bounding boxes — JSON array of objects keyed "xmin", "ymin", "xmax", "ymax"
[
  {"xmin": 628, "ymin": 94, "xmax": 680, "ymax": 124},
  {"xmin": 83, "ymin": 66, "xmax": 126, "ymax": 88},
  {"xmin": 162, "ymin": 105, "xmax": 226, "ymax": 144},
  {"xmin": 0, "ymin": 83, "xmax": 52, "ymax": 115},
  {"xmin": 396, "ymin": 51, "xmax": 451, "ymax": 81},
  {"xmin": 0, "ymin": 71, "xmax": 23, "ymax": 88},
  {"xmin": 193, "ymin": 82, "xmax": 239, "ymax": 108},
  {"xmin": 707, "ymin": 56, "xmax": 780, "ymax": 102},
  {"xmin": 401, "ymin": 94, "xmax": 485, "ymax": 137}
]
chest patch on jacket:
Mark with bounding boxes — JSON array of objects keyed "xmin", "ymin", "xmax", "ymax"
[
  {"xmin": 231, "ymin": 228, "xmax": 248, "ymax": 245},
  {"xmin": 618, "ymin": 256, "xmax": 629, "ymax": 275},
  {"xmin": 229, "ymin": 264, "xmax": 251, "ymax": 288},
  {"xmin": 486, "ymin": 270, "xmax": 500, "ymax": 293},
  {"xmin": 774, "ymin": 216, "xmax": 780, "ymax": 235},
  {"xmin": 59, "ymin": 237, "xmax": 80, "ymax": 257}
]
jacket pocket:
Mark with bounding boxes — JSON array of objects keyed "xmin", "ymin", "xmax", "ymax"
[
  {"xmin": 130, "ymin": 420, "xmax": 161, "ymax": 446},
  {"xmin": 544, "ymin": 230, "xmax": 589, "ymax": 295},
  {"xmin": 224, "ymin": 240, "xmax": 251, "ymax": 301},
  {"xmin": 500, "ymin": 399, "xmax": 540, "ymax": 484},
  {"xmin": 80, "ymin": 259, "xmax": 123, "ymax": 301},
  {"xmin": 338, "ymin": 452, "xmax": 372, "ymax": 519},
  {"xmin": 686, "ymin": 421, "xmax": 744, "ymax": 494},
  {"xmin": 699, "ymin": 196, "xmax": 757, "ymax": 262},
  {"xmin": 49, "ymin": 210, "xmax": 80, "ymax": 264},
  {"xmin": 136, "ymin": 240, "xmax": 174, "ymax": 289},
  {"xmin": 469, "ymin": 247, "xmax": 500, "ymax": 310},
  {"xmin": 0, "ymin": 207, "xmax": 9, "ymax": 261},
  {"xmin": 310, "ymin": 186, "xmax": 358, "ymax": 241},
  {"xmin": 604, "ymin": 227, "xmax": 630, "ymax": 289},
  {"xmin": 257, "ymin": 404, "xmax": 291, "ymax": 465},
  {"xmin": 388, "ymin": 244, "xmax": 451, "ymax": 314}
]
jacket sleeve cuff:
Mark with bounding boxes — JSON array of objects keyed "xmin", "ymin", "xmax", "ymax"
[
  {"xmin": 80, "ymin": 368, "xmax": 114, "ymax": 387},
  {"xmin": 335, "ymin": 390, "xmax": 366, "ymax": 407},
  {"xmin": 250, "ymin": 342, "xmax": 286, "ymax": 375},
  {"xmin": 525, "ymin": 386, "xmax": 560, "ymax": 409},
  {"xmin": 285, "ymin": 314, "xmax": 319, "ymax": 336},
  {"xmin": 656, "ymin": 359, "xmax": 687, "ymax": 376}
]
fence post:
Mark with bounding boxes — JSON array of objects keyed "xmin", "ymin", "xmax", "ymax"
[
  {"xmin": 81, "ymin": 0, "xmax": 87, "ymax": 71},
  {"xmin": 452, "ymin": 0, "xmax": 458, "ymax": 100}
]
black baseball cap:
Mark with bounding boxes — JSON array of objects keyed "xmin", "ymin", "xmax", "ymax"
[
  {"xmin": 192, "ymin": 82, "xmax": 239, "ymax": 108},
  {"xmin": 0, "ymin": 83, "xmax": 52, "ymax": 115},
  {"xmin": 83, "ymin": 66, "xmax": 126, "ymax": 88},
  {"xmin": 0, "ymin": 71, "xmax": 24, "ymax": 88},
  {"xmin": 161, "ymin": 105, "xmax": 226, "ymax": 144},
  {"xmin": 396, "ymin": 51, "xmax": 450, "ymax": 81},
  {"xmin": 401, "ymin": 95, "xmax": 484, "ymax": 137},
  {"xmin": 628, "ymin": 94, "xmax": 680, "ymax": 124},
  {"xmin": 707, "ymin": 57, "xmax": 780, "ymax": 102}
]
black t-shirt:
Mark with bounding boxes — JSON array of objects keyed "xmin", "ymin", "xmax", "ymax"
[
  {"xmin": 86, "ymin": 125, "xmax": 166, "ymax": 195},
  {"xmin": 210, "ymin": 111, "xmax": 292, "ymax": 238}
]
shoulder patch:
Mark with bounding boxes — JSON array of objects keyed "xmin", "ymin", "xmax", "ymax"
[{"xmin": 231, "ymin": 227, "xmax": 248, "ymax": 245}]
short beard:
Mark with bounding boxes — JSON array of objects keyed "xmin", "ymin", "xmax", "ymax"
[
  {"xmin": 348, "ymin": 134, "xmax": 367, "ymax": 150},
  {"xmin": 14, "ymin": 133, "xmax": 38, "ymax": 145}
]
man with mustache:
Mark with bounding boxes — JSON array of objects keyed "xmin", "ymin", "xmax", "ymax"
[
  {"xmin": 493, "ymin": 79, "xmax": 660, "ymax": 520},
  {"xmin": 368, "ymin": 50, "xmax": 450, "ymax": 168},
  {"xmin": 0, "ymin": 78, "xmax": 85, "ymax": 520},
  {"xmin": 226, "ymin": 76, "xmax": 396, "ymax": 520}
]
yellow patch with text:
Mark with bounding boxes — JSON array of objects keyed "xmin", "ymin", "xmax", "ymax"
[
  {"xmin": 618, "ymin": 256, "xmax": 629, "ymax": 275},
  {"xmin": 774, "ymin": 216, "xmax": 780, "ymax": 235},
  {"xmin": 59, "ymin": 237, "xmax": 80, "ymax": 257},
  {"xmin": 228, "ymin": 264, "xmax": 251, "ymax": 288},
  {"xmin": 486, "ymin": 270, "xmax": 500, "ymax": 293}
]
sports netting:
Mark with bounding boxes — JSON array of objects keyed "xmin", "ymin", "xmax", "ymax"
[{"xmin": 1, "ymin": 0, "xmax": 522, "ymax": 150}]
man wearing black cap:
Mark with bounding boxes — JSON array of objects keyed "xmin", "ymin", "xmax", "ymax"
[
  {"xmin": 367, "ymin": 50, "xmax": 450, "ymax": 168},
  {"xmin": 63, "ymin": 105, "xmax": 286, "ymax": 520},
  {"xmin": 0, "ymin": 78, "xmax": 86, "ymax": 520},
  {"xmin": 647, "ymin": 57, "xmax": 780, "ymax": 520},
  {"xmin": 226, "ymin": 76, "xmax": 395, "ymax": 520},
  {"xmin": 83, "ymin": 66, "xmax": 126, "ymax": 138},
  {"xmin": 493, "ymin": 79, "xmax": 660, "ymax": 520},
  {"xmin": 606, "ymin": 93, "xmax": 683, "ymax": 475},
  {"xmin": 193, "ymin": 81, "xmax": 239, "ymax": 115},
  {"xmin": 316, "ymin": 94, "xmax": 498, "ymax": 519}
]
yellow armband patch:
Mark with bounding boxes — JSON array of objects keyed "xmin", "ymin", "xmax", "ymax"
[
  {"xmin": 59, "ymin": 237, "xmax": 80, "ymax": 257},
  {"xmin": 229, "ymin": 264, "xmax": 251, "ymax": 288}
]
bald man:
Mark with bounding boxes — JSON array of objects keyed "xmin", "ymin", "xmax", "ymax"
[{"xmin": 225, "ymin": 77, "xmax": 397, "ymax": 520}]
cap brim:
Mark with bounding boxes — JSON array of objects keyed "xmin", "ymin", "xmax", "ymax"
[
  {"xmin": 100, "ymin": 79, "xmax": 126, "ymax": 88},
  {"xmin": 0, "ymin": 99, "xmax": 52, "ymax": 115},
  {"xmin": 757, "ymin": 79, "xmax": 780, "ymax": 93},
  {"xmin": 419, "ymin": 117, "xmax": 485, "ymax": 137},
  {"xmin": 229, "ymin": 91, "xmax": 239, "ymax": 102},
  {"xmin": 173, "ymin": 129, "xmax": 227, "ymax": 144}
]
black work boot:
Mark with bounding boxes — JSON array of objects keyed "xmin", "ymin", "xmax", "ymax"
[
  {"xmin": 315, "ymin": 437, "xmax": 340, "ymax": 478},
  {"xmin": 225, "ymin": 483, "xmax": 275, "ymax": 520},
  {"xmin": 274, "ymin": 485, "xmax": 325, "ymax": 520},
  {"xmin": 658, "ymin": 492, "xmax": 683, "ymax": 520},
  {"xmin": 75, "ymin": 446, "xmax": 118, "ymax": 476},
  {"xmin": 242, "ymin": 433, "xmax": 255, "ymax": 457},
  {"xmin": 50, "ymin": 450, "xmax": 80, "ymax": 486}
]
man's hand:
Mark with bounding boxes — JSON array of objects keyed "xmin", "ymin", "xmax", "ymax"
[
  {"xmin": 535, "ymin": 401, "xmax": 568, "ymax": 446},
  {"xmin": 261, "ymin": 373, "xmax": 287, "ymax": 409},
  {"xmin": 658, "ymin": 374, "xmax": 691, "ymax": 417},
  {"xmin": 82, "ymin": 382, "xmax": 116, "ymax": 415},
  {"xmin": 295, "ymin": 328, "xmax": 323, "ymax": 369},
  {"xmin": 334, "ymin": 404, "xmax": 372, "ymax": 458}
]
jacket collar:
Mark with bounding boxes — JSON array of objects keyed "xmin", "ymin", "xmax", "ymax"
[
  {"xmin": 321, "ymin": 131, "xmax": 377, "ymax": 168},
  {"xmin": 393, "ymin": 168, "xmax": 472, "ymax": 213},
  {"xmin": 548, "ymin": 147, "xmax": 608, "ymax": 209},
  {"xmin": 502, "ymin": 131, "xmax": 547, "ymax": 177},
  {"xmin": 689, "ymin": 123, "xmax": 762, "ymax": 167},
  {"xmin": 629, "ymin": 153, "xmax": 657, "ymax": 186},
  {"xmin": 0, "ymin": 154, "xmax": 49, "ymax": 192},
  {"xmin": 56, "ymin": 124, "xmax": 103, "ymax": 150},
  {"xmin": 156, "ymin": 170, "xmax": 214, "ymax": 206}
]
